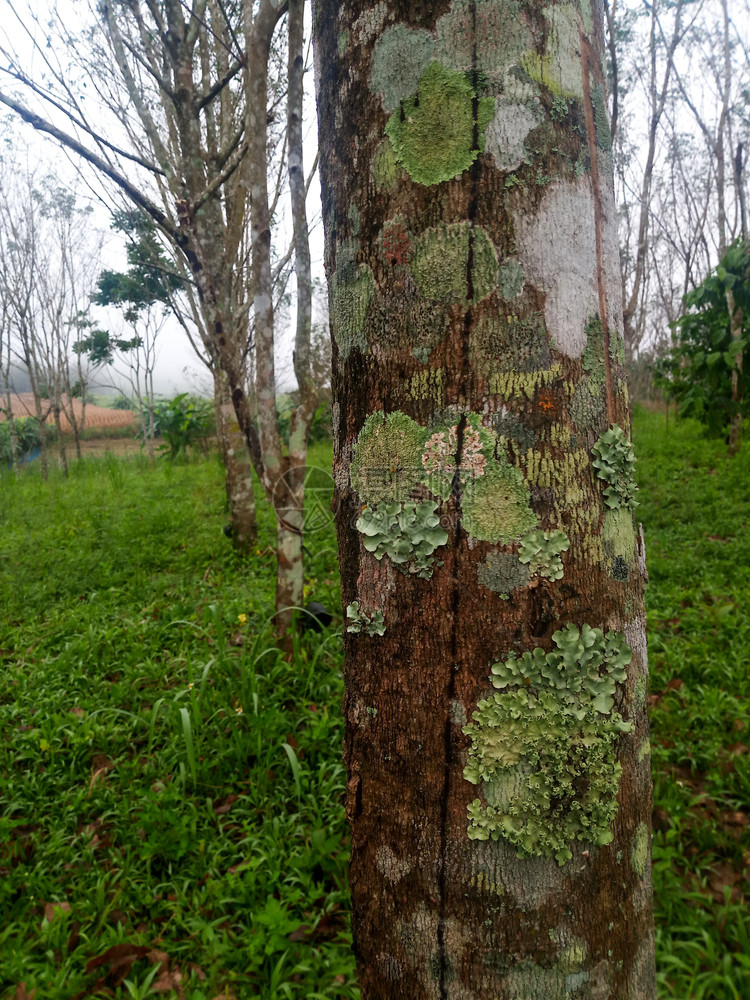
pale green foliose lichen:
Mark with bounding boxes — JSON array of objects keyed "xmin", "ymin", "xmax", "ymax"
[
  {"xmin": 464, "ymin": 624, "xmax": 633, "ymax": 864},
  {"xmin": 385, "ymin": 61, "xmax": 494, "ymax": 186},
  {"xmin": 356, "ymin": 500, "xmax": 449, "ymax": 579},
  {"xmin": 518, "ymin": 528, "xmax": 570, "ymax": 580},
  {"xmin": 350, "ymin": 411, "xmax": 427, "ymax": 505},
  {"xmin": 592, "ymin": 425, "xmax": 639, "ymax": 511},
  {"xmin": 412, "ymin": 222, "xmax": 498, "ymax": 304},
  {"xmin": 346, "ymin": 601, "xmax": 386, "ymax": 637}
]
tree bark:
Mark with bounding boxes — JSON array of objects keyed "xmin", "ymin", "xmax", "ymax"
[
  {"xmin": 314, "ymin": 1, "xmax": 655, "ymax": 996},
  {"xmin": 214, "ymin": 367, "xmax": 258, "ymax": 549}
]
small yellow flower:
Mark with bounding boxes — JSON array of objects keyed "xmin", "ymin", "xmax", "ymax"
[
  {"xmin": 187, "ymin": 683, "xmax": 194, "ymax": 690},
  {"xmin": 235, "ymin": 705, "xmax": 243, "ymax": 715},
  {"xmin": 237, "ymin": 613, "xmax": 248, "ymax": 625}
]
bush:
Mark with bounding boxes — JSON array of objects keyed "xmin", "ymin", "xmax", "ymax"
[
  {"xmin": 0, "ymin": 416, "xmax": 51, "ymax": 465},
  {"xmin": 653, "ymin": 240, "xmax": 749, "ymax": 436},
  {"xmin": 152, "ymin": 393, "xmax": 214, "ymax": 460}
]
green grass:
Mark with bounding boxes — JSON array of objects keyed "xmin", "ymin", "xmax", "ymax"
[
  {"xmin": 0, "ymin": 444, "xmax": 355, "ymax": 999},
  {"xmin": 0, "ymin": 416, "xmax": 748, "ymax": 998},
  {"xmin": 635, "ymin": 408, "xmax": 750, "ymax": 998}
]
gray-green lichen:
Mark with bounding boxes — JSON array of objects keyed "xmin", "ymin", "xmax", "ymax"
[
  {"xmin": 385, "ymin": 61, "xmax": 494, "ymax": 186},
  {"xmin": 518, "ymin": 528, "xmax": 570, "ymax": 580},
  {"xmin": 477, "ymin": 550, "xmax": 530, "ymax": 598},
  {"xmin": 497, "ymin": 259, "xmax": 525, "ymax": 300},
  {"xmin": 412, "ymin": 222, "xmax": 498, "ymax": 304},
  {"xmin": 331, "ymin": 241, "xmax": 374, "ymax": 359},
  {"xmin": 356, "ymin": 500, "xmax": 449, "ymax": 579},
  {"xmin": 592, "ymin": 425, "xmax": 639, "ymax": 511},
  {"xmin": 350, "ymin": 411, "xmax": 427, "ymax": 504},
  {"xmin": 591, "ymin": 83, "xmax": 612, "ymax": 152},
  {"xmin": 462, "ymin": 456, "xmax": 537, "ymax": 544},
  {"xmin": 631, "ymin": 822, "xmax": 650, "ymax": 877},
  {"xmin": 346, "ymin": 601, "xmax": 386, "ymax": 636},
  {"xmin": 465, "ymin": 624, "xmax": 633, "ymax": 864},
  {"xmin": 485, "ymin": 99, "xmax": 543, "ymax": 173},
  {"xmin": 370, "ymin": 24, "xmax": 435, "ymax": 112},
  {"xmin": 471, "ymin": 310, "xmax": 551, "ymax": 379},
  {"xmin": 435, "ymin": 0, "xmax": 531, "ymax": 76}
]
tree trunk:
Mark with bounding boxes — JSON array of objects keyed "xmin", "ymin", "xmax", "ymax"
[
  {"xmin": 214, "ymin": 367, "xmax": 258, "ymax": 550},
  {"xmin": 314, "ymin": 1, "xmax": 655, "ymax": 996},
  {"xmin": 53, "ymin": 406, "xmax": 68, "ymax": 477}
]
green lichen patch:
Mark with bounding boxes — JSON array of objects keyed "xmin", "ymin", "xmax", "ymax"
[
  {"xmin": 582, "ymin": 315, "xmax": 607, "ymax": 389},
  {"xmin": 461, "ymin": 456, "xmax": 536, "ymax": 544},
  {"xmin": 602, "ymin": 508, "xmax": 636, "ymax": 561},
  {"xmin": 592, "ymin": 425, "xmax": 639, "ymax": 511},
  {"xmin": 370, "ymin": 24, "xmax": 435, "ymax": 112},
  {"xmin": 569, "ymin": 375, "xmax": 605, "ymax": 431},
  {"xmin": 385, "ymin": 62, "xmax": 494, "ymax": 187},
  {"xmin": 477, "ymin": 550, "xmax": 530, "ymax": 598},
  {"xmin": 489, "ymin": 361, "xmax": 563, "ymax": 399},
  {"xmin": 356, "ymin": 500, "xmax": 449, "ymax": 579},
  {"xmin": 518, "ymin": 528, "xmax": 570, "ymax": 581},
  {"xmin": 412, "ymin": 222, "xmax": 498, "ymax": 304},
  {"xmin": 471, "ymin": 310, "xmax": 551, "ymax": 378},
  {"xmin": 497, "ymin": 259, "xmax": 525, "ymax": 300},
  {"xmin": 346, "ymin": 601, "xmax": 385, "ymax": 636},
  {"xmin": 591, "ymin": 83, "xmax": 612, "ymax": 152},
  {"xmin": 435, "ymin": 0, "xmax": 530, "ymax": 76},
  {"xmin": 330, "ymin": 241, "xmax": 374, "ymax": 360},
  {"xmin": 522, "ymin": 5, "xmax": 585, "ymax": 100},
  {"xmin": 337, "ymin": 30, "xmax": 349, "ymax": 58},
  {"xmin": 631, "ymin": 822, "xmax": 650, "ymax": 877},
  {"xmin": 350, "ymin": 411, "xmax": 428, "ymax": 505},
  {"xmin": 465, "ymin": 624, "xmax": 633, "ymax": 863},
  {"xmin": 371, "ymin": 138, "xmax": 401, "ymax": 192}
]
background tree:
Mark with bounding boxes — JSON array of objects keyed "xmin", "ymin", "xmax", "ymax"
[
  {"xmin": 0, "ymin": 0, "xmax": 319, "ymax": 602},
  {"xmin": 315, "ymin": 0, "xmax": 654, "ymax": 995}
]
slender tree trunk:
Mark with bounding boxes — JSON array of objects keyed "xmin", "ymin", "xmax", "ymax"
[
  {"xmin": 53, "ymin": 406, "xmax": 68, "ymax": 477},
  {"xmin": 314, "ymin": 1, "xmax": 655, "ymax": 996},
  {"xmin": 214, "ymin": 367, "xmax": 257, "ymax": 550}
]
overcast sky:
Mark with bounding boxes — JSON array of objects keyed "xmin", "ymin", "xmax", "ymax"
[{"xmin": 0, "ymin": 0, "xmax": 326, "ymax": 397}]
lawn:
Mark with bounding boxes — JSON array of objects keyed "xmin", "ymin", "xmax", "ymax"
[{"xmin": 0, "ymin": 413, "xmax": 748, "ymax": 998}]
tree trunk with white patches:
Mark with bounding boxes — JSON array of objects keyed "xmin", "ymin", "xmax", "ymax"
[
  {"xmin": 215, "ymin": 368, "xmax": 258, "ymax": 550},
  {"xmin": 314, "ymin": 1, "xmax": 655, "ymax": 996}
]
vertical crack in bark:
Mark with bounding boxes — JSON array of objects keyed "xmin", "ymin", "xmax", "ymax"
[
  {"xmin": 580, "ymin": 30, "xmax": 615, "ymax": 425},
  {"xmin": 437, "ymin": 6, "xmax": 480, "ymax": 993}
]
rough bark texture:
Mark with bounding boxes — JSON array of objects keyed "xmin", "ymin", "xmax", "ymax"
[
  {"xmin": 314, "ymin": 1, "xmax": 656, "ymax": 997},
  {"xmin": 215, "ymin": 367, "xmax": 258, "ymax": 549}
]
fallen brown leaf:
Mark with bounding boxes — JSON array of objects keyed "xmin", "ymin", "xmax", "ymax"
[{"xmin": 43, "ymin": 901, "xmax": 71, "ymax": 922}]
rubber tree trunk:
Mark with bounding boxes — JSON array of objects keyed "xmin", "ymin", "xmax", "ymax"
[
  {"xmin": 314, "ymin": 1, "xmax": 656, "ymax": 996},
  {"xmin": 214, "ymin": 368, "xmax": 258, "ymax": 550}
]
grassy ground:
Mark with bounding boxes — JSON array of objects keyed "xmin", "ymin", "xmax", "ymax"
[{"xmin": 0, "ymin": 415, "xmax": 748, "ymax": 998}]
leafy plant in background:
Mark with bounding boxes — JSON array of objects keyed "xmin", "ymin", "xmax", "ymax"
[
  {"xmin": 152, "ymin": 393, "xmax": 214, "ymax": 460},
  {"xmin": 654, "ymin": 240, "xmax": 749, "ymax": 437},
  {"xmin": 0, "ymin": 416, "xmax": 55, "ymax": 465}
]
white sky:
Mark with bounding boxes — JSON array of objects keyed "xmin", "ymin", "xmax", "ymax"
[{"xmin": 0, "ymin": 1, "xmax": 326, "ymax": 397}]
